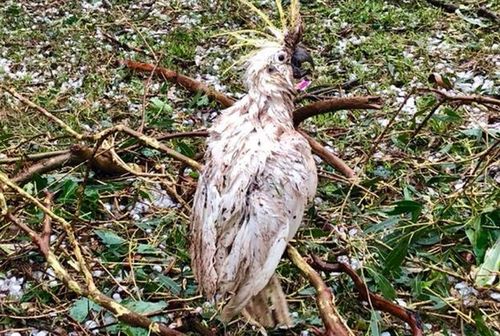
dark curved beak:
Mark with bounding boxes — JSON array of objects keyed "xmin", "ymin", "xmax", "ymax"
[{"xmin": 291, "ymin": 46, "xmax": 314, "ymax": 79}]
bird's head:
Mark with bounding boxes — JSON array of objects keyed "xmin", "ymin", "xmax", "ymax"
[
  {"xmin": 226, "ymin": 1, "xmax": 314, "ymax": 96},
  {"xmin": 244, "ymin": 43, "xmax": 314, "ymax": 96}
]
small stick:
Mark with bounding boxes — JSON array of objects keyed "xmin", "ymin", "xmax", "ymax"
[
  {"xmin": 366, "ymin": 90, "xmax": 414, "ymax": 161},
  {"xmin": 299, "ymin": 131, "xmax": 355, "ymax": 178},
  {"xmin": 293, "ymin": 96, "xmax": 384, "ymax": 126},
  {"xmin": 120, "ymin": 60, "xmax": 236, "ymax": 108},
  {"xmin": 287, "ymin": 245, "xmax": 353, "ymax": 336},
  {"xmin": 311, "ymin": 255, "xmax": 424, "ymax": 336},
  {"xmin": 0, "ymin": 150, "xmax": 71, "ymax": 164},
  {"xmin": 0, "ymin": 85, "xmax": 83, "ymax": 139},
  {"xmin": 417, "ymin": 88, "xmax": 500, "ymax": 106}
]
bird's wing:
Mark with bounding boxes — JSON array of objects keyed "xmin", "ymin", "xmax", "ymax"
[
  {"xmin": 190, "ymin": 101, "xmax": 271, "ymax": 298},
  {"xmin": 220, "ymin": 130, "xmax": 317, "ymax": 317},
  {"xmin": 191, "ymin": 102, "xmax": 317, "ymax": 316}
]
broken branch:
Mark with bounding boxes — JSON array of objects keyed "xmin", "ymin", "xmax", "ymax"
[
  {"xmin": 2, "ymin": 177, "xmax": 185, "ymax": 336},
  {"xmin": 287, "ymin": 245, "xmax": 353, "ymax": 336},
  {"xmin": 299, "ymin": 131, "xmax": 356, "ymax": 178},
  {"xmin": 0, "ymin": 85, "xmax": 83, "ymax": 139},
  {"xmin": 293, "ymin": 96, "xmax": 384, "ymax": 126},
  {"xmin": 311, "ymin": 255, "xmax": 423, "ymax": 336},
  {"xmin": 120, "ymin": 60, "xmax": 236, "ymax": 108}
]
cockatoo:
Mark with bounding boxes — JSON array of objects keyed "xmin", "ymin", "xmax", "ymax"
[{"xmin": 190, "ymin": 0, "xmax": 317, "ymax": 328}]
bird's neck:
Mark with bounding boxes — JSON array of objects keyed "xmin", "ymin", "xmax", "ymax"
[{"xmin": 246, "ymin": 87, "xmax": 295, "ymax": 128}]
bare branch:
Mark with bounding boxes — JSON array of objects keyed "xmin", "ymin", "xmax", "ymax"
[
  {"xmin": 311, "ymin": 255, "xmax": 424, "ymax": 336},
  {"xmin": 0, "ymin": 150, "xmax": 71, "ymax": 164},
  {"xmin": 418, "ymin": 88, "xmax": 500, "ymax": 106},
  {"xmin": 293, "ymin": 96, "xmax": 384, "ymax": 126},
  {"xmin": 11, "ymin": 152, "xmax": 79, "ymax": 185},
  {"xmin": 287, "ymin": 245, "xmax": 353, "ymax": 336},
  {"xmin": 299, "ymin": 131, "xmax": 356, "ymax": 178},
  {"xmin": 120, "ymin": 60, "xmax": 236, "ymax": 108},
  {"xmin": 0, "ymin": 85, "xmax": 83, "ymax": 139}
]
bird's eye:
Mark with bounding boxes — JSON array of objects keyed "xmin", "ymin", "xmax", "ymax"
[{"xmin": 277, "ymin": 52, "xmax": 286, "ymax": 62}]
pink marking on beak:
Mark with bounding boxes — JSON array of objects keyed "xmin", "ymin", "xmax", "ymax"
[{"xmin": 296, "ymin": 79, "xmax": 311, "ymax": 91}]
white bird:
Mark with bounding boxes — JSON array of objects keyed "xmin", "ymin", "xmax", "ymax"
[{"xmin": 190, "ymin": 1, "xmax": 317, "ymax": 327}]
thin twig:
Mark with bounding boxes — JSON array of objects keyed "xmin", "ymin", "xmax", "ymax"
[
  {"xmin": 287, "ymin": 245, "xmax": 353, "ymax": 336},
  {"xmin": 0, "ymin": 150, "xmax": 71, "ymax": 164},
  {"xmin": 311, "ymin": 255, "xmax": 424, "ymax": 336},
  {"xmin": 366, "ymin": 90, "xmax": 414, "ymax": 162},
  {"xmin": 0, "ymin": 85, "xmax": 83, "ymax": 139},
  {"xmin": 424, "ymin": 0, "xmax": 500, "ymax": 23},
  {"xmin": 418, "ymin": 88, "xmax": 500, "ymax": 106},
  {"xmin": 299, "ymin": 131, "xmax": 356, "ymax": 178},
  {"xmin": 120, "ymin": 60, "xmax": 236, "ymax": 108},
  {"xmin": 293, "ymin": 96, "xmax": 384, "ymax": 126}
]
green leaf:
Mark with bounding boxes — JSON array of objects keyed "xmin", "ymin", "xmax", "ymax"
[
  {"xmin": 121, "ymin": 325, "xmax": 149, "ymax": 336},
  {"xmin": 60, "ymin": 179, "xmax": 78, "ymax": 203},
  {"xmin": 150, "ymin": 98, "xmax": 173, "ymax": 114},
  {"xmin": 386, "ymin": 200, "xmax": 423, "ymax": 222},
  {"xmin": 123, "ymin": 300, "xmax": 167, "ymax": 314},
  {"xmin": 365, "ymin": 216, "xmax": 399, "ymax": 234},
  {"xmin": 95, "ymin": 230, "xmax": 126, "ymax": 246},
  {"xmin": 428, "ymin": 295, "xmax": 447, "ymax": 309},
  {"xmin": 156, "ymin": 274, "xmax": 181, "ymax": 295},
  {"xmin": 475, "ymin": 238, "xmax": 500, "ymax": 287},
  {"xmin": 69, "ymin": 298, "xmax": 101, "ymax": 322},
  {"xmin": 368, "ymin": 268, "xmax": 396, "ymax": 300},
  {"xmin": 384, "ymin": 237, "xmax": 410, "ymax": 273},
  {"xmin": 427, "ymin": 175, "xmax": 460, "ymax": 185},
  {"xmin": 369, "ymin": 310, "xmax": 381, "ymax": 336},
  {"xmin": 176, "ymin": 142, "xmax": 195, "ymax": 158},
  {"xmin": 137, "ymin": 244, "xmax": 162, "ymax": 255},
  {"xmin": 474, "ymin": 312, "xmax": 494, "ymax": 336}
]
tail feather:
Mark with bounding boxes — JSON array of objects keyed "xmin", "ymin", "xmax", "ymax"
[{"xmin": 234, "ymin": 275, "xmax": 293, "ymax": 328}]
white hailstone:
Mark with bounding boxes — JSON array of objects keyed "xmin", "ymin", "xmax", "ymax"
[
  {"xmin": 92, "ymin": 270, "xmax": 104, "ymax": 277},
  {"xmin": 152, "ymin": 265, "xmax": 162, "ymax": 273},
  {"xmin": 324, "ymin": 145, "xmax": 337, "ymax": 154},
  {"xmin": 336, "ymin": 40, "xmax": 348, "ymax": 55},
  {"xmin": 453, "ymin": 180, "xmax": 465, "ymax": 191},
  {"xmin": 337, "ymin": 255, "xmax": 349, "ymax": 264},
  {"xmin": 103, "ymin": 314, "xmax": 116, "ymax": 325},
  {"xmin": 396, "ymin": 298, "xmax": 407, "ymax": 307},
  {"xmin": 314, "ymin": 197, "xmax": 324, "ymax": 206},
  {"xmin": 402, "ymin": 97, "xmax": 417, "ymax": 115},
  {"xmin": 112, "ymin": 293, "xmax": 122, "ymax": 302},
  {"xmin": 350, "ymin": 258, "xmax": 362, "ymax": 270},
  {"xmin": 348, "ymin": 228, "xmax": 358, "ymax": 237},
  {"xmin": 381, "ymin": 332, "xmax": 391, "ymax": 336},
  {"xmin": 300, "ymin": 331, "xmax": 310, "ymax": 336},
  {"xmin": 48, "ymin": 280, "xmax": 59, "ymax": 288},
  {"xmin": 46, "ymin": 268, "xmax": 56, "ymax": 279},
  {"xmin": 84, "ymin": 320, "xmax": 99, "ymax": 334},
  {"xmin": 482, "ymin": 79, "xmax": 494, "ymax": 91},
  {"xmin": 490, "ymin": 292, "xmax": 500, "ymax": 302},
  {"xmin": 194, "ymin": 306, "xmax": 203, "ymax": 314},
  {"xmin": 33, "ymin": 331, "xmax": 49, "ymax": 336},
  {"xmin": 7, "ymin": 333, "xmax": 22, "ymax": 336},
  {"xmin": 378, "ymin": 119, "xmax": 389, "ymax": 127}
]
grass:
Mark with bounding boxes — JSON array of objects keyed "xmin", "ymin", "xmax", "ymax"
[{"xmin": 0, "ymin": 0, "xmax": 499, "ymax": 335}]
